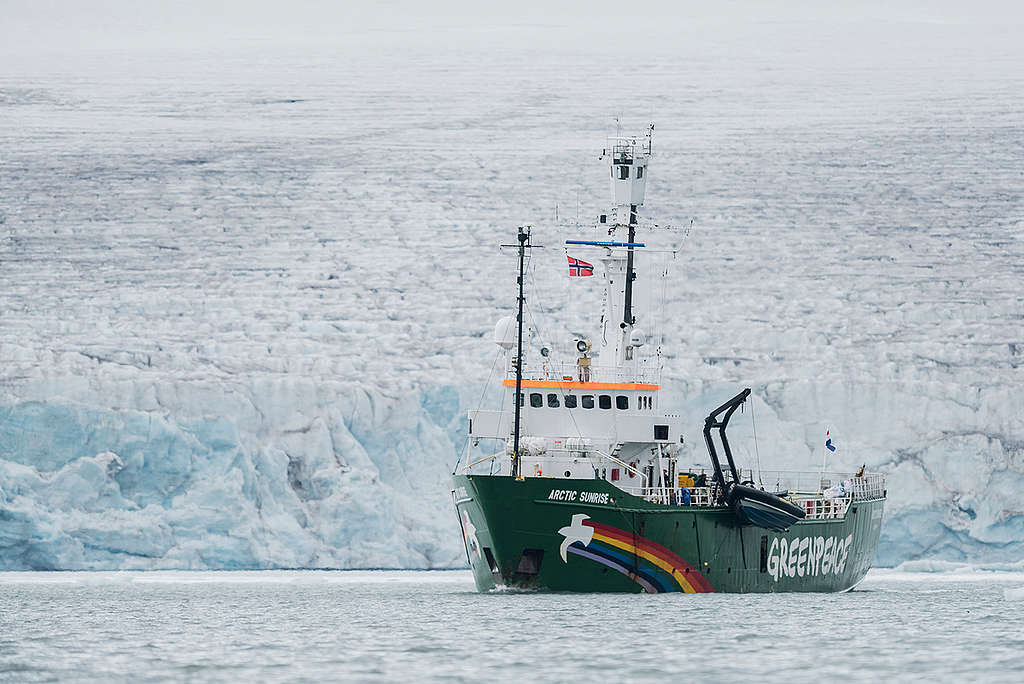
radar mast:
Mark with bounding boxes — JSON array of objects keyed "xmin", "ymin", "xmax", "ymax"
[{"xmin": 600, "ymin": 124, "xmax": 653, "ymax": 368}]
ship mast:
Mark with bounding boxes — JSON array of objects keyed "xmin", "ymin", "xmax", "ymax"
[
  {"xmin": 623, "ymin": 204, "xmax": 637, "ymax": 327},
  {"xmin": 511, "ymin": 225, "xmax": 531, "ymax": 480},
  {"xmin": 601, "ymin": 124, "xmax": 654, "ymax": 367}
]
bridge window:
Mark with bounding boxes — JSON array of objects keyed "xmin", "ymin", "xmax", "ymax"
[
  {"xmin": 530, "ymin": 393, "xmax": 543, "ymax": 408},
  {"xmin": 581, "ymin": 395, "xmax": 594, "ymax": 409},
  {"xmin": 599, "ymin": 395, "xmax": 612, "ymax": 410},
  {"xmin": 616, "ymin": 396, "xmax": 628, "ymax": 410},
  {"xmin": 618, "ymin": 165, "xmax": 629, "ymax": 180},
  {"xmin": 654, "ymin": 425, "xmax": 669, "ymax": 441},
  {"xmin": 547, "ymin": 393, "xmax": 560, "ymax": 408},
  {"xmin": 564, "ymin": 395, "xmax": 578, "ymax": 408}
]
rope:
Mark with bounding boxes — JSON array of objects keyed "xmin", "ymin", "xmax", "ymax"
[
  {"xmin": 751, "ymin": 397, "xmax": 763, "ymax": 485},
  {"xmin": 658, "ymin": 254, "xmax": 669, "ymax": 373},
  {"xmin": 458, "ymin": 251, "xmax": 533, "ymax": 475},
  {"xmin": 452, "ymin": 343, "xmax": 504, "ymax": 475},
  {"xmin": 526, "ymin": 248, "xmax": 590, "ymax": 445}
]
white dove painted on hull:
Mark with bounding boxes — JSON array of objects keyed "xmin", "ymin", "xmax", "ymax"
[{"xmin": 557, "ymin": 514, "xmax": 594, "ymax": 562}]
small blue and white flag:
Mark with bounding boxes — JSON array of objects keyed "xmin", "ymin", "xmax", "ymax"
[{"xmin": 825, "ymin": 430, "xmax": 836, "ymax": 452}]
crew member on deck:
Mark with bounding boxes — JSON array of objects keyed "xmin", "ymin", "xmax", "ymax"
[
  {"xmin": 577, "ymin": 352, "xmax": 591, "ymax": 382},
  {"xmin": 576, "ymin": 339, "xmax": 592, "ymax": 382}
]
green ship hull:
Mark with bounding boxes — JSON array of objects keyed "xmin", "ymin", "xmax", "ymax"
[{"xmin": 453, "ymin": 474, "xmax": 884, "ymax": 593}]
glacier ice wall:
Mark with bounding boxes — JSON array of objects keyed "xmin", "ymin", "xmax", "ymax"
[
  {"xmin": 1, "ymin": 371, "xmax": 1020, "ymax": 569},
  {"xmin": 0, "ymin": 377, "xmax": 468, "ymax": 570}
]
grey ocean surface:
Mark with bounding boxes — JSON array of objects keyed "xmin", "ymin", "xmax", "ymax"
[{"xmin": 2, "ymin": 570, "xmax": 1023, "ymax": 683}]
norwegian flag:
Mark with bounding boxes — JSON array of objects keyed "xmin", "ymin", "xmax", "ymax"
[{"xmin": 567, "ymin": 255, "xmax": 594, "ymax": 277}]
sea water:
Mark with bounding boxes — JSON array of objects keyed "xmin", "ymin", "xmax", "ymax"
[{"xmin": 2, "ymin": 570, "xmax": 1023, "ymax": 682}]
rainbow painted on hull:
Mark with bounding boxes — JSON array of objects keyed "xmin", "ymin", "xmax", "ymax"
[{"xmin": 566, "ymin": 520, "xmax": 714, "ymax": 594}]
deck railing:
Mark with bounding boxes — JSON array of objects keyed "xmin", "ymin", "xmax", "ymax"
[
  {"xmin": 510, "ymin": 360, "xmax": 661, "ymax": 385},
  {"xmin": 793, "ymin": 496, "xmax": 852, "ymax": 520},
  {"xmin": 730, "ymin": 470, "xmax": 886, "ymax": 502},
  {"xmin": 457, "ymin": 444, "xmax": 887, "ymax": 516},
  {"xmin": 622, "ymin": 470, "xmax": 885, "ymax": 515}
]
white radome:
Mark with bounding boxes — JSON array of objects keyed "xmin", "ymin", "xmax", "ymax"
[
  {"xmin": 629, "ymin": 329, "xmax": 646, "ymax": 347},
  {"xmin": 493, "ymin": 316, "xmax": 516, "ymax": 349}
]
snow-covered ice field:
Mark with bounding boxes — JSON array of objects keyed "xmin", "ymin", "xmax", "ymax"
[{"xmin": 1, "ymin": 2, "xmax": 1022, "ymax": 569}]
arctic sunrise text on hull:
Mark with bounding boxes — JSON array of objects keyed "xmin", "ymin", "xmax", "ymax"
[{"xmin": 451, "ymin": 126, "xmax": 886, "ymax": 593}]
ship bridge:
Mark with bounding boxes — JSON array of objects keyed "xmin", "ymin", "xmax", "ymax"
[{"xmin": 458, "ymin": 124, "xmax": 692, "ymax": 496}]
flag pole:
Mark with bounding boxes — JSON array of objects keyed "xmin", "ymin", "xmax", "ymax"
[{"xmin": 820, "ymin": 428, "xmax": 829, "ymax": 490}]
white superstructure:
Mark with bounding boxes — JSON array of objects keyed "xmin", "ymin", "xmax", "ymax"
[{"xmin": 465, "ymin": 126, "xmax": 689, "ymax": 501}]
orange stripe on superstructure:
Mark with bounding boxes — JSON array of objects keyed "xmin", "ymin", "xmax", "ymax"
[{"xmin": 501, "ymin": 379, "xmax": 660, "ymax": 391}]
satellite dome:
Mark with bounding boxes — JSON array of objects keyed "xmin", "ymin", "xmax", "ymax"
[
  {"xmin": 494, "ymin": 316, "xmax": 516, "ymax": 349},
  {"xmin": 629, "ymin": 329, "xmax": 646, "ymax": 347}
]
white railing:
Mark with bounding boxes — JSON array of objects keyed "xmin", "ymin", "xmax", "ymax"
[
  {"xmin": 616, "ymin": 470, "xmax": 885, "ymax": 513},
  {"xmin": 457, "ymin": 445, "xmax": 887, "ymax": 515},
  {"xmin": 617, "ymin": 484, "xmax": 673, "ymax": 504},
  {"xmin": 791, "ymin": 496, "xmax": 852, "ymax": 520},
  {"xmin": 621, "ymin": 486, "xmax": 854, "ymax": 517},
  {"xmin": 511, "ymin": 361, "xmax": 661, "ymax": 385},
  {"xmin": 846, "ymin": 473, "xmax": 887, "ymax": 501},
  {"xmin": 734, "ymin": 470, "xmax": 887, "ymax": 501},
  {"xmin": 542, "ymin": 447, "xmax": 648, "ymax": 486},
  {"xmin": 687, "ymin": 487, "xmax": 716, "ymax": 507}
]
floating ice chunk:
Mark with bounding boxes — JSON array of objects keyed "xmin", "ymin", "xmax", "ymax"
[{"xmin": 893, "ymin": 559, "xmax": 970, "ymax": 573}]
